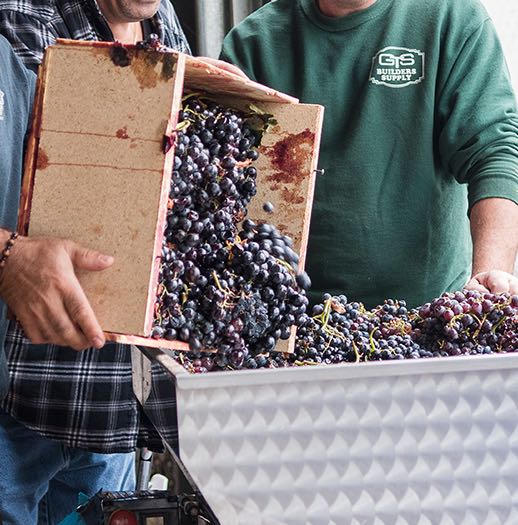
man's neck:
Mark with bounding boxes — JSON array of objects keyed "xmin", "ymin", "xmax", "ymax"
[
  {"xmin": 96, "ymin": 1, "xmax": 144, "ymax": 44},
  {"xmin": 108, "ymin": 21, "xmax": 143, "ymax": 44},
  {"xmin": 317, "ymin": 0, "xmax": 377, "ymax": 17}
]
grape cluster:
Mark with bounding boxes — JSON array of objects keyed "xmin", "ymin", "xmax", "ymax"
[
  {"xmin": 292, "ymin": 290, "xmax": 517, "ymax": 367},
  {"xmin": 415, "ymin": 290, "xmax": 518, "ymax": 354},
  {"xmin": 292, "ymin": 294, "xmax": 428, "ymax": 365},
  {"xmin": 155, "ymin": 99, "xmax": 516, "ymax": 374},
  {"xmin": 152, "ymin": 96, "xmax": 310, "ymax": 370}
]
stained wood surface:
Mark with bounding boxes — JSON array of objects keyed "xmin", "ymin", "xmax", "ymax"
[
  {"xmin": 245, "ymin": 103, "xmax": 324, "ymax": 354},
  {"xmin": 25, "ymin": 43, "xmax": 183, "ymax": 335},
  {"xmin": 249, "ymin": 103, "xmax": 324, "ymax": 263}
]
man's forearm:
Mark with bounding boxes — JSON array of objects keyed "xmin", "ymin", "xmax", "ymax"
[{"xmin": 470, "ymin": 197, "xmax": 518, "ymax": 275}]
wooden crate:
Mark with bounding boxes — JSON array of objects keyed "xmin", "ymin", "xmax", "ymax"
[{"xmin": 20, "ymin": 40, "xmax": 324, "ymax": 351}]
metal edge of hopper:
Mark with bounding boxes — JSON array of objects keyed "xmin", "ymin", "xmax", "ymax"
[{"xmin": 168, "ymin": 351, "xmax": 518, "ymax": 390}]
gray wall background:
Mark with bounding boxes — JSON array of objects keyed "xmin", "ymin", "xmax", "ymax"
[
  {"xmin": 481, "ymin": 0, "xmax": 518, "ymax": 94},
  {"xmin": 173, "ymin": 0, "xmax": 269, "ymax": 57}
]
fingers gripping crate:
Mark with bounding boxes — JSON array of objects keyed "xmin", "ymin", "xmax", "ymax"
[{"xmin": 19, "ymin": 40, "xmax": 324, "ymax": 351}]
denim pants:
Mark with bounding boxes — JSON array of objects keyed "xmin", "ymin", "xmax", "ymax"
[{"xmin": 0, "ymin": 410, "xmax": 136, "ymax": 525}]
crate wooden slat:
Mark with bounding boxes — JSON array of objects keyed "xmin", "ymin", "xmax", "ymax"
[
  {"xmin": 248, "ymin": 102, "xmax": 324, "ymax": 264},
  {"xmin": 183, "ymin": 54, "xmax": 298, "ymax": 105}
]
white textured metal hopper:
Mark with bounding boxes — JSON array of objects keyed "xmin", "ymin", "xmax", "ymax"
[{"xmin": 144, "ymin": 350, "xmax": 518, "ymax": 525}]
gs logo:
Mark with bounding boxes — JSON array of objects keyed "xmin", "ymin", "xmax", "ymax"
[
  {"xmin": 378, "ymin": 52, "xmax": 416, "ymax": 68},
  {"xmin": 370, "ymin": 47, "xmax": 425, "ymax": 88}
]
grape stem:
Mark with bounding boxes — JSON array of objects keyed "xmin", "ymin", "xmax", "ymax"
[
  {"xmin": 352, "ymin": 340, "xmax": 361, "ymax": 363},
  {"xmin": 369, "ymin": 329, "xmax": 379, "ymax": 354},
  {"xmin": 492, "ymin": 315, "xmax": 508, "ymax": 333},
  {"xmin": 294, "ymin": 360, "xmax": 319, "ymax": 366},
  {"xmin": 212, "ymin": 271, "xmax": 229, "ymax": 294},
  {"xmin": 312, "ymin": 298, "xmax": 347, "ymax": 342},
  {"xmin": 181, "ymin": 92, "xmax": 203, "ymax": 103},
  {"xmin": 175, "ymin": 120, "xmax": 191, "ymax": 132},
  {"xmin": 275, "ymin": 257, "xmax": 296, "ymax": 275},
  {"xmin": 181, "ymin": 284, "xmax": 189, "ymax": 305},
  {"xmin": 473, "ymin": 313, "xmax": 488, "ymax": 339}
]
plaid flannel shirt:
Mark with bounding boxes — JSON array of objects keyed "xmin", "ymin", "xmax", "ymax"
[
  {"xmin": 0, "ymin": 0, "xmax": 190, "ymax": 453},
  {"xmin": 0, "ymin": 0, "xmax": 190, "ymax": 71}
]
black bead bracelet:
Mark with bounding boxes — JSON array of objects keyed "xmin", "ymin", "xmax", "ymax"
[{"xmin": 0, "ymin": 232, "xmax": 19, "ymax": 268}]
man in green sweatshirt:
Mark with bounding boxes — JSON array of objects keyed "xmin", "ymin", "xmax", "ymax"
[{"xmin": 221, "ymin": 0, "xmax": 518, "ymax": 309}]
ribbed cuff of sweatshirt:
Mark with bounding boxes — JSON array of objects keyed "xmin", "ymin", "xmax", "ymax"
[{"xmin": 468, "ymin": 163, "xmax": 518, "ymax": 213}]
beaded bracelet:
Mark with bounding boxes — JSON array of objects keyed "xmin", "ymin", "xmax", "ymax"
[{"xmin": 0, "ymin": 232, "xmax": 19, "ymax": 268}]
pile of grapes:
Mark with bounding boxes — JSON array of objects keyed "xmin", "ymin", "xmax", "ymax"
[
  {"xmin": 175, "ymin": 290, "xmax": 517, "ymax": 373},
  {"xmin": 151, "ymin": 96, "xmax": 310, "ymax": 369},
  {"xmin": 292, "ymin": 291, "xmax": 517, "ymax": 367},
  {"xmin": 153, "ymin": 96, "xmax": 516, "ymax": 374}
]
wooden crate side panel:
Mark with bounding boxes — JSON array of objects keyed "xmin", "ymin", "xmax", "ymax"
[
  {"xmin": 184, "ymin": 55, "xmax": 298, "ymax": 104},
  {"xmin": 251, "ymin": 103, "xmax": 324, "ymax": 355},
  {"xmin": 251, "ymin": 103, "xmax": 324, "ymax": 260},
  {"xmin": 35, "ymin": 130, "xmax": 166, "ymax": 172},
  {"xmin": 41, "ymin": 45, "xmax": 177, "ymax": 139},
  {"xmin": 25, "ymin": 44, "xmax": 183, "ymax": 335},
  {"xmin": 28, "ymin": 165, "xmax": 163, "ymax": 334}
]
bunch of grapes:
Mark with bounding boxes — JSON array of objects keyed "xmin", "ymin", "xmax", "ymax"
[
  {"xmin": 414, "ymin": 290, "xmax": 518, "ymax": 354},
  {"xmin": 291, "ymin": 291, "xmax": 517, "ymax": 367},
  {"xmin": 292, "ymin": 294, "xmax": 430, "ymax": 366},
  {"xmin": 155, "ymin": 100, "xmax": 516, "ymax": 374},
  {"xmin": 151, "ymin": 96, "xmax": 310, "ymax": 370}
]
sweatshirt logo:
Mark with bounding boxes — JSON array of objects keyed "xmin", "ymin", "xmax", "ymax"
[
  {"xmin": 370, "ymin": 47, "xmax": 425, "ymax": 88},
  {"xmin": 0, "ymin": 90, "xmax": 4, "ymax": 120}
]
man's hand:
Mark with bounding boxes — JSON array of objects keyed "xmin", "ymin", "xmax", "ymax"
[
  {"xmin": 196, "ymin": 57, "xmax": 249, "ymax": 79},
  {"xmin": 465, "ymin": 270, "xmax": 518, "ymax": 295},
  {"xmin": 0, "ymin": 236, "xmax": 113, "ymax": 351}
]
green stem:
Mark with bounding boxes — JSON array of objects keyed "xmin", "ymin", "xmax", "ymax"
[{"xmin": 369, "ymin": 329, "xmax": 378, "ymax": 353}]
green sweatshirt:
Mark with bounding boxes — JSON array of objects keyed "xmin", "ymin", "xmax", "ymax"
[{"xmin": 221, "ymin": 0, "xmax": 518, "ymax": 309}]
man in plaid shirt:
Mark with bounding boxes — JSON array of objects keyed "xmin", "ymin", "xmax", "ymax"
[
  {"xmin": 1, "ymin": 0, "xmax": 191, "ymax": 71},
  {"xmin": 0, "ymin": 1, "xmax": 191, "ymax": 523}
]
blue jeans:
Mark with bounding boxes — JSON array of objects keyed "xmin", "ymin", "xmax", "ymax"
[{"xmin": 0, "ymin": 410, "xmax": 136, "ymax": 525}]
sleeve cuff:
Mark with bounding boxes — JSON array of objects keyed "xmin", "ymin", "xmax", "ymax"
[{"xmin": 468, "ymin": 165, "xmax": 518, "ymax": 213}]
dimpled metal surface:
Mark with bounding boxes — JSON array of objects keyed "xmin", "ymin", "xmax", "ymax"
[{"xmin": 173, "ymin": 355, "xmax": 518, "ymax": 524}]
